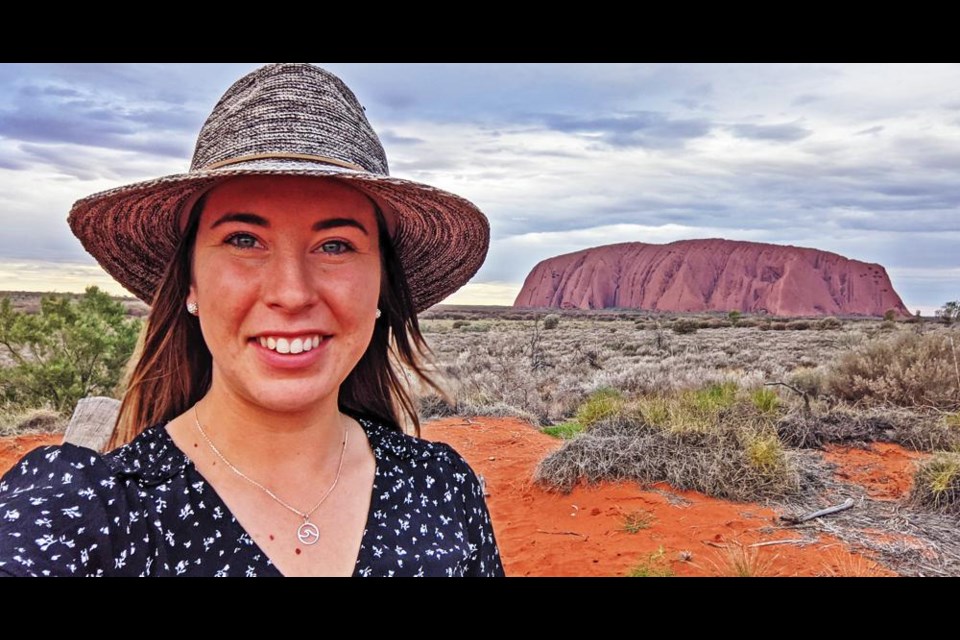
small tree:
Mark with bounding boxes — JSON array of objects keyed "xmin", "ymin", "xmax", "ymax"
[
  {"xmin": 883, "ymin": 309, "xmax": 897, "ymax": 322},
  {"xmin": 936, "ymin": 301, "xmax": 960, "ymax": 325},
  {"xmin": 0, "ymin": 287, "xmax": 142, "ymax": 413},
  {"xmin": 728, "ymin": 310, "xmax": 742, "ymax": 326}
]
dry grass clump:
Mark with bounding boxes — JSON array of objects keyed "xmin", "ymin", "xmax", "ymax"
[
  {"xmin": 817, "ymin": 547, "xmax": 889, "ymax": 577},
  {"xmin": 909, "ymin": 452, "xmax": 960, "ymax": 515},
  {"xmin": 775, "ymin": 403, "xmax": 957, "ymax": 451},
  {"xmin": 705, "ymin": 541, "xmax": 779, "ymax": 577},
  {"xmin": 826, "ymin": 330, "xmax": 960, "ymax": 410},
  {"xmin": 627, "ymin": 546, "xmax": 674, "ymax": 577},
  {"xmin": 533, "ymin": 389, "xmax": 799, "ymax": 501},
  {"xmin": 0, "ymin": 405, "xmax": 65, "ymax": 437}
]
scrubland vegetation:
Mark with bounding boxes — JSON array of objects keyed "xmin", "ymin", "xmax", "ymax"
[
  {"xmin": 417, "ymin": 306, "xmax": 960, "ymax": 575},
  {"xmin": 2, "ymin": 292, "xmax": 959, "ymax": 575}
]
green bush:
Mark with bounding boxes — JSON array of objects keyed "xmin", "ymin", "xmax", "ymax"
[
  {"xmin": 751, "ymin": 387, "xmax": 780, "ymax": 414},
  {"xmin": 575, "ymin": 387, "xmax": 624, "ymax": 428},
  {"xmin": 542, "ymin": 314, "xmax": 560, "ymax": 330},
  {"xmin": 0, "ymin": 287, "xmax": 141, "ymax": 414}
]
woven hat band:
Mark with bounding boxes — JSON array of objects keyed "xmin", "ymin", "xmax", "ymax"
[{"xmin": 202, "ymin": 152, "xmax": 369, "ymax": 173}]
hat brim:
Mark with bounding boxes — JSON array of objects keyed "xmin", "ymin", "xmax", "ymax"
[{"xmin": 67, "ymin": 159, "xmax": 490, "ymax": 313}]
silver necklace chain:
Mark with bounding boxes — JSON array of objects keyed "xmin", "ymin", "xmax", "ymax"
[{"xmin": 191, "ymin": 404, "xmax": 348, "ymax": 545}]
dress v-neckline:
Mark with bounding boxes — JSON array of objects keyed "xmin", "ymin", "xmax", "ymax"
[{"xmin": 160, "ymin": 418, "xmax": 381, "ymax": 577}]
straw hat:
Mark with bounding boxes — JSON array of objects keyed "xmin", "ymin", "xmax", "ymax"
[{"xmin": 67, "ymin": 63, "xmax": 489, "ymax": 312}]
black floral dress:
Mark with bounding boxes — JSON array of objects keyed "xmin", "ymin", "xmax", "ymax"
[{"xmin": 0, "ymin": 416, "xmax": 505, "ymax": 577}]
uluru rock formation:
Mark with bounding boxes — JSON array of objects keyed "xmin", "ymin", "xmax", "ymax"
[{"xmin": 513, "ymin": 239, "xmax": 910, "ymax": 317}]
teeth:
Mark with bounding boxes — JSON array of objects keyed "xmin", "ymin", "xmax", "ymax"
[{"xmin": 257, "ymin": 334, "xmax": 323, "ymax": 354}]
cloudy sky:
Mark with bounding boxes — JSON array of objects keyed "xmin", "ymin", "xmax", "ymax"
[{"xmin": 0, "ymin": 63, "xmax": 957, "ymax": 313}]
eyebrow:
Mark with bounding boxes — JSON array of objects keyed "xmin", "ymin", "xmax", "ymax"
[
  {"xmin": 210, "ymin": 213, "xmax": 368, "ymax": 236},
  {"xmin": 313, "ymin": 218, "xmax": 369, "ymax": 235}
]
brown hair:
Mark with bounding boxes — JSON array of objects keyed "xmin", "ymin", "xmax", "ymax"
[{"xmin": 110, "ymin": 183, "xmax": 441, "ymax": 450}]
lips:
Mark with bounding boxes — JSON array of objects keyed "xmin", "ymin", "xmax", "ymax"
[{"xmin": 255, "ymin": 334, "xmax": 324, "ymax": 354}]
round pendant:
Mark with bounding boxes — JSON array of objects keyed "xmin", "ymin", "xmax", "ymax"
[{"xmin": 297, "ymin": 521, "xmax": 320, "ymax": 545}]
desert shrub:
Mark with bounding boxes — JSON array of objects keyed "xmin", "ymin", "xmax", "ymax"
[
  {"xmin": 542, "ymin": 314, "xmax": 560, "ymax": 330},
  {"xmin": 826, "ymin": 331, "xmax": 960, "ymax": 409},
  {"xmin": 936, "ymin": 301, "xmax": 960, "ymax": 325},
  {"xmin": 700, "ymin": 318, "xmax": 729, "ymax": 329},
  {"xmin": 775, "ymin": 403, "xmax": 958, "ymax": 451},
  {"xmin": 770, "ymin": 322, "xmax": 787, "ymax": 331},
  {"xmin": 451, "ymin": 320, "xmax": 470, "ymax": 329},
  {"xmin": 786, "ymin": 320, "xmax": 811, "ymax": 331},
  {"xmin": 533, "ymin": 408, "xmax": 800, "ymax": 501},
  {"xmin": 728, "ymin": 310, "xmax": 742, "ymax": 326},
  {"xmin": 884, "ymin": 309, "xmax": 897, "ymax": 322},
  {"xmin": 460, "ymin": 321, "xmax": 492, "ymax": 332},
  {"xmin": 672, "ymin": 319, "xmax": 698, "ymax": 335},
  {"xmin": 0, "ymin": 287, "xmax": 141, "ymax": 416},
  {"xmin": 417, "ymin": 391, "xmax": 457, "ymax": 419},
  {"xmin": 787, "ymin": 367, "xmax": 826, "ymax": 399},
  {"xmin": 817, "ymin": 317, "xmax": 842, "ymax": 330},
  {"xmin": 909, "ymin": 452, "xmax": 960, "ymax": 515},
  {"xmin": 0, "ymin": 404, "xmax": 66, "ymax": 437}
]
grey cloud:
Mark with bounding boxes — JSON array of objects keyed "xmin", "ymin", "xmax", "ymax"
[
  {"xmin": 855, "ymin": 125, "xmax": 884, "ymax": 136},
  {"xmin": 379, "ymin": 130, "xmax": 425, "ymax": 146},
  {"xmin": 791, "ymin": 94, "xmax": 822, "ymax": 106},
  {"xmin": 534, "ymin": 111, "xmax": 713, "ymax": 148},
  {"xmin": 728, "ymin": 122, "xmax": 812, "ymax": 142},
  {"xmin": 0, "ymin": 82, "xmax": 199, "ymax": 159},
  {"xmin": 0, "ymin": 157, "xmax": 28, "ymax": 170}
]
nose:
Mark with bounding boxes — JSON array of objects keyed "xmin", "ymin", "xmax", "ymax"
[{"xmin": 262, "ymin": 248, "xmax": 320, "ymax": 313}]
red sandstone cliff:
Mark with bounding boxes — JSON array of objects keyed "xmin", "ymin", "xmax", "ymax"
[{"xmin": 513, "ymin": 239, "xmax": 910, "ymax": 317}]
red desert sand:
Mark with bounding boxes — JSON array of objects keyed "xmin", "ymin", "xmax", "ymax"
[{"xmin": 2, "ymin": 417, "xmax": 928, "ymax": 577}]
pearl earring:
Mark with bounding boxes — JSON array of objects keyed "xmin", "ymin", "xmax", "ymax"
[
  {"xmin": 375, "ymin": 308, "xmax": 382, "ymax": 319},
  {"xmin": 186, "ymin": 301, "xmax": 199, "ymax": 315}
]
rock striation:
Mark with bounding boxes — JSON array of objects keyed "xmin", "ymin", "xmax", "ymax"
[{"xmin": 513, "ymin": 239, "xmax": 910, "ymax": 317}]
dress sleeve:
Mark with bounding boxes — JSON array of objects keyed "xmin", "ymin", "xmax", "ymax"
[
  {"xmin": 440, "ymin": 444, "xmax": 505, "ymax": 577},
  {"xmin": 0, "ymin": 445, "xmax": 119, "ymax": 577}
]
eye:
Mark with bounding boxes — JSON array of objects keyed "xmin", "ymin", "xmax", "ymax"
[
  {"xmin": 318, "ymin": 240, "xmax": 353, "ymax": 255},
  {"xmin": 225, "ymin": 232, "xmax": 262, "ymax": 250}
]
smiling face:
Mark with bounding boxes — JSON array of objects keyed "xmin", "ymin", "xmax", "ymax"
[{"xmin": 186, "ymin": 174, "xmax": 382, "ymax": 416}]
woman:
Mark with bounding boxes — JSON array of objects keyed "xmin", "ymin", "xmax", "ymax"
[{"xmin": 0, "ymin": 63, "xmax": 504, "ymax": 576}]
